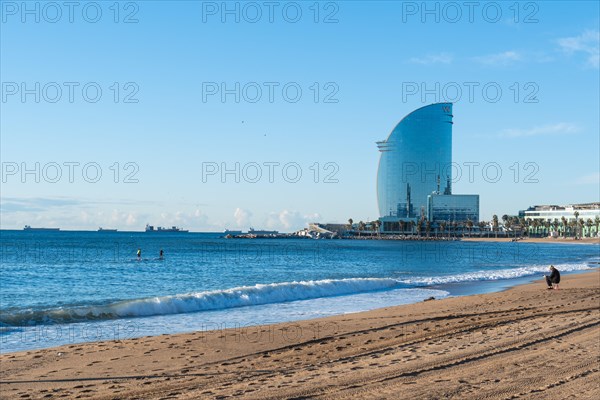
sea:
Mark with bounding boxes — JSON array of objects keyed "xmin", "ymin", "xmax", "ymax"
[{"xmin": 0, "ymin": 230, "xmax": 597, "ymax": 353}]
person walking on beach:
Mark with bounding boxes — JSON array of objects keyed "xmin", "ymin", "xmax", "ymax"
[
  {"xmin": 137, "ymin": 248, "xmax": 141, "ymax": 260},
  {"xmin": 545, "ymin": 265, "xmax": 560, "ymax": 290}
]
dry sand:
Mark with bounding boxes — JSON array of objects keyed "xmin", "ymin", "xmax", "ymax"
[{"xmin": 1, "ymin": 270, "xmax": 599, "ymax": 399}]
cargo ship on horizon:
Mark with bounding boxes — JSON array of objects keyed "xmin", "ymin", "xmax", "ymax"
[
  {"xmin": 145, "ymin": 224, "xmax": 189, "ymax": 233},
  {"xmin": 23, "ymin": 225, "xmax": 60, "ymax": 231}
]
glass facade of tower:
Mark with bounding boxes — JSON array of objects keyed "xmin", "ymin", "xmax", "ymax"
[
  {"xmin": 377, "ymin": 103, "xmax": 453, "ymax": 220},
  {"xmin": 427, "ymin": 194, "xmax": 479, "ymax": 223}
]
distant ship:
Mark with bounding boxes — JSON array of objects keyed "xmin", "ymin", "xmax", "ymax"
[
  {"xmin": 145, "ymin": 224, "xmax": 189, "ymax": 233},
  {"xmin": 23, "ymin": 225, "xmax": 60, "ymax": 231},
  {"xmin": 248, "ymin": 227, "xmax": 279, "ymax": 235},
  {"xmin": 224, "ymin": 229, "xmax": 243, "ymax": 235},
  {"xmin": 98, "ymin": 227, "xmax": 118, "ymax": 232}
]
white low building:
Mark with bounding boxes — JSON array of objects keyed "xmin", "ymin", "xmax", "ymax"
[{"xmin": 519, "ymin": 203, "xmax": 600, "ymax": 222}]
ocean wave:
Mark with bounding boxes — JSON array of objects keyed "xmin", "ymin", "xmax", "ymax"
[
  {"xmin": 0, "ymin": 278, "xmax": 406, "ymax": 326},
  {"xmin": 400, "ymin": 262, "xmax": 592, "ymax": 286},
  {"xmin": 1, "ymin": 262, "xmax": 592, "ymax": 326}
]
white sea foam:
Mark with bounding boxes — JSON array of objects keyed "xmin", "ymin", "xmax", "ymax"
[
  {"xmin": 401, "ymin": 262, "xmax": 592, "ymax": 286},
  {"xmin": 2, "ymin": 278, "xmax": 406, "ymax": 325},
  {"xmin": 108, "ymin": 278, "xmax": 403, "ymax": 317},
  {"xmin": 2, "ymin": 262, "xmax": 592, "ymax": 326}
]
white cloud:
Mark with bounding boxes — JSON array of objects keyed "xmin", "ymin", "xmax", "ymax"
[
  {"xmin": 557, "ymin": 30, "xmax": 600, "ymax": 68},
  {"xmin": 107, "ymin": 210, "xmax": 141, "ymax": 228},
  {"xmin": 150, "ymin": 209, "xmax": 212, "ymax": 229},
  {"xmin": 233, "ymin": 207, "xmax": 252, "ymax": 228},
  {"xmin": 408, "ymin": 53, "xmax": 453, "ymax": 65},
  {"xmin": 500, "ymin": 123, "xmax": 579, "ymax": 138},
  {"xmin": 0, "ymin": 198, "xmax": 221, "ymax": 231},
  {"xmin": 265, "ymin": 210, "xmax": 321, "ymax": 232},
  {"xmin": 80, "ymin": 211, "xmax": 90, "ymax": 224},
  {"xmin": 125, "ymin": 213, "xmax": 137, "ymax": 226},
  {"xmin": 473, "ymin": 51, "xmax": 521, "ymax": 66},
  {"xmin": 191, "ymin": 209, "xmax": 209, "ymax": 225}
]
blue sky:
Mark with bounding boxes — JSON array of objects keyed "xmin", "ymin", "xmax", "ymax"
[{"xmin": 1, "ymin": 0, "xmax": 599, "ymax": 231}]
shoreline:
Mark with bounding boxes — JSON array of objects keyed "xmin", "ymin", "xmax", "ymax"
[
  {"xmin": 2, "ymin": 266, "xmax": 594, "ymax": 355},
  {"xmin": 461, "ymin": 236, "xmax": 600, "ymax": 245},
  {"xmin": 1, "ymin": 269, "xmax": 598, "ymax": 399}
]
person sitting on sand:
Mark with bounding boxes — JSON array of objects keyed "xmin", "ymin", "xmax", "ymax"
[{"xmin": 545, "ymin": 265, "xmax": 560, "ymax": 290}]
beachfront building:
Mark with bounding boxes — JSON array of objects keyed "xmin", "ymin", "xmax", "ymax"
[
  {"xmin": 519, "ymin": 203, "xmax": 600, "ymax": 237},
  {"xmin": 376, "ymin": 103, "xmax": 479, "ymax": 233},
  {"xmin": 519, "ymin": 203, "xmax": 600, "ymax": 221}
]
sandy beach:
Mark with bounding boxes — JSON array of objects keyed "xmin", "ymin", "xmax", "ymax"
[{"xmin": 1, "ymin": 270, "xmax": 598, "ymax": 399}]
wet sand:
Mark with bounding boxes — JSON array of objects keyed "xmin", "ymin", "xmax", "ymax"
[{"xmin": 1, "ymin": 270, "xmax": 599, "ymax": 399}]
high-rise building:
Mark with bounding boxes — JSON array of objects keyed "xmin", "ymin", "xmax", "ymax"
[
  {"xmin": 377, "ymin": 103, "xmax": 453, "ymax": 219},
  {"xmin": 376, "ymin": 103, "xmax": 479, "ymax": 232}
]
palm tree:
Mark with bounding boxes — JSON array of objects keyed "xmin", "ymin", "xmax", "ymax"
[
  {"xmin": 574, "ymin": 211, "xmax": 580, "ymax": 238},
  {"xmin": 478, "ymin": 221, "xmax": 486, "ymax": 237},
  {"xmin": 543, "ymin": 220, "xmax": 551, "ymax": 237},
  {"xmin": 510, "ymin": 216, "xmax": 519, "ymax": 237},
  {"xmin": 440, "ymin": 221, "xmax": 447, "ymax": 238},
  {"xmin": 347, "ymin": 218, "xmax": 353, "ymax": 234},
  {"xmin": 568, "ymin": 220, "xmax": 577, "ymax": 238},
  {"xmin": 466, "ymin": 218, "xmax": 473, "ymax": 237},
  {"xmin": 595, "ymin": 216, "xmax": 600, "ymax": 237},
  {"xmin": 531, "ymin": 219, "xmax": 540, "ymax": 238},
  {"xmin": 492, "ymin": 215, "xmax": 499, "ymax": 238},
  {"xmin": 425, "ymin": 220, "xmax": 431, "ymax": 237},
  {"xmin": 502, "ymin": 214, "xmax": 509, "ymax": 227},
  {"xmin": 358, "ymin": 221, "xmax": 365, "ymax": 237},
  {"xmin": 552, "ymin": 218, "xmax": 559, "ymax": 235},
  {"xmin": 561, "ymin": 216, "xmax": 568, "ymax": 238},
  {"xmin": 513, "ymin": 217, "xmax": 524, "ymax": 237},
  {"xmin": 578, "ymin": 218, "xmax": 585, "ymax": 239},
  {"xmin": 399, "ymin": 220, "xmax": 405, "ymax": 234},
  {"xmin": 505, "ymin": 219, "xmax": 512, "ymax": 238},
  {"xmin": 518, "ymin": 217, "xmax": 526, "ymax": 237},
  {"xmin": 415, "ymin": 219, "xmax": 422, "ymax": 237},
  {"xmin": 586, "ymin": 218, "xmax": 593, "ymax": 238}
]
